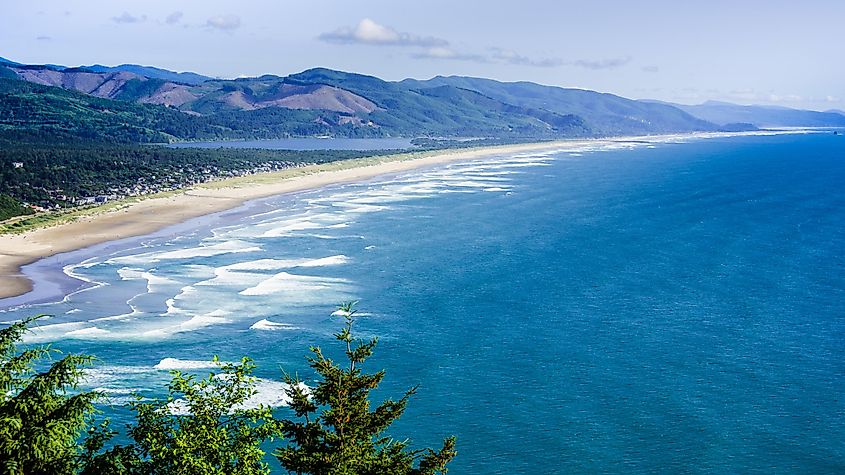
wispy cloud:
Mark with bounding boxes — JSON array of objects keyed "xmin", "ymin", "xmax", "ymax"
[
  {"xmin": 322, "ymin": 19, "xmax": 627, "ymax": 72},
  {"xmin": 413, "ymin": 47, "xmax": 489, "ymax": 63},
  {"xmin": 412, "ymin": 46, "xmax": 561, "ymax": 68},
  {"xmin": 166, "ymin": 11, "xmax": 183, "ymax": 25},
  {"xmin": 412, "ymin": 46, "xmax": 628, "ymax": 71},
  {"xmin": 489, "ymin": 48, "xmax": 564, "ymax": 68},
  {"xmin": 571, "ymin": 57, "xmax": 631, "ymax": 70},
  {"xmin": 642, "ymin": 65, "xmax": 660, "ymax": 73},
  {"xmin": 36, "ymin": 35, "xmax": 52, "ymax": 41},
  {"xmin": 320, "ymin": 19, "xmax": 448, "ymax": 47},
  {"xmin": 206, "ymin": 14, "xmax": 241, "ymax": 31},
  {"xmin": 112, "ymin": 12, "xmax": 146, "ymax": 24}
]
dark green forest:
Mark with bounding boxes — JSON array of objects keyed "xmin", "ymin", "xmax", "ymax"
[{"xmin": 0, "ymin": 145, "xmax": 394, "ymax": 210}]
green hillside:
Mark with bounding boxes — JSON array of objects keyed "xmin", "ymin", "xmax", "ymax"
[
  {"xmin": 0, "ymin": 78, "xmax": 387, "ymax": 144},
  {"xmin": 0, "ymin": 78, "xmax": 215, "ymax": 143},
  {"xmin": 288, "ymin": 68, "xmax": 589, "ymax": 137},
  {"xmin": 400, "ymin": 76, "xmax": 717, "ymax": 134}
]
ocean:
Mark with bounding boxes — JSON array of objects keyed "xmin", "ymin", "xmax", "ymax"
[{"xmin": 2, "ymin": 132, "xmax": 843, "ymax": 474}]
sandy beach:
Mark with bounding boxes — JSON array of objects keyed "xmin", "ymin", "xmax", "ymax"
[{"xmin": 0, "ymin": 139, "xmax": 604, "ymax": 300}]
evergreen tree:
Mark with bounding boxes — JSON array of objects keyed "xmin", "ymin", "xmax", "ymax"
[
  {"xmin": 275, "ymin": 303, "xmax": 457, "ymax": 475},
  {"xmin": 0, "ymin": 316, "xmax": 99, "ymax": 475}
]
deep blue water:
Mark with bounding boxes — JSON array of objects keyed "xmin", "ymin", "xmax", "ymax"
[
  {"xmin": 167, "ymin": 137, "xmax": 415, "ymax": 150},
  {"xmin": 2, "ymin": 132, "xmax": 843, "ymax": 473}
]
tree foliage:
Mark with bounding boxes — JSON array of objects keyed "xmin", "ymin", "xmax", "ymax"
[
  {"xmin": 275, "ymin": 303, "xmax": 456, "ymax": 474},
  {"xmin": 0, "ymin": 307, "xmax": 456, "ymax": 474},
  {"xmin": 0, "ymin": 315, "xmax": 99, "ymax": 475},
  {"xmin": 83, "ymin": 358, "xmax": 282, "ymax": 475}
]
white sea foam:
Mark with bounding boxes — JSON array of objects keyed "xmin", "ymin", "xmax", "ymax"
[
  {"xmin": 166, "ymin": 379, "xmax": 308, "ymax": 414},
  {"xmin": 64, "ymin": 326, "xmax": 110, "ymax": 338},
  {"xmin": 93, "ymin": 387, "xmax": 137, "ymax": 395},
  {"xmin": 118, "ymin": 267, "xmax": 145, "ymax": 280},
  {"xmin": 483, "ymin": 161, "xmax": 552, "ymax": 169},
  {"xmin": 92, "ymin": 308, "xmax": 141, "ymax": 322},
  {"xmin": 459, "ymin": 175, "xmax": 509, "ymax": 182},
  {"xmin": 260, "ymin": 219, "xmax": 326, "ymax": 237},
  {"xmin": 154, "ymin": 358, "xmax": 225, "ymax": 370},
  {"xmin": 62, "ymin": 262, "xmax": 105, "ymax": 296},
  {"xmin": 118, "ymin": 268, "xmax": 179, "ymax": 292},
  {"xmin": 299, "ymin": 255, "xmax": 350, "ymax": 267},
  {"xmin": 330, "ymin": 203, "xmax": 390, "ymax": 214},
  {"xmin": 248, "ymin": 378, "xmax": 308, "ymax": 408},
  {"xmin": 223, "ymin": 259, "xmax": 305, "ymax": 271},
  {"xmin": 194, "ymin": 268, "xmax": 267, "ymax": 287},
  {"xmin": 109, "ymin": 240, "xmax": 261, "ymax": 264},
  {"xmin": 23, "ymin": 321, "xmax": 93, "ymax": 343},
  {"xmin": 155, "ymin": 241, "xmax": 262, "ymax": 260},
  {"xmin": 240, "ymin": 272, "xmax": 351, "ymax": 297},
  {"xmin": 249, "ymin": 319, "xmax": 298, "ymax": 331},
  {"xmin": 140, "ymin": 310, "xmax": 232, "ymax": 339},
  {"xmin": 82, "ymin": 365, "xmax": 158, "ymax": 389}
]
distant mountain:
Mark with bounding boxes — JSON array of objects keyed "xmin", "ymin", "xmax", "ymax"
[
  {"xmin": 285, "ymin": 68, "xmax": 591, "ymax": 136},
  {"xmin": 825, "ymin": 109, "xmax": 845, "ymax": 116},
  {"xmin": 400, "ymin": 76, "xmax": 716, "ymax": 135},
  {"xmin": 81, "ymin": 64, "xmax": 212, "ymax": 85},
  {"xmin": 0, "ymin": 77, "xmax": 389, "ymax": 144},
  {"xmin": 658, "ymin": 100, "xmax": 845, "ymax": 128},
  {"xmin": 0, "ymin": 57, "xmax": 22, "ymax": 66},
  {"xmin": 2, "ymin": 57, "xmax": 743, "ymax": 141},
  {"xmin": 10, "ymin": 66, "xmax": 148, "ymax": 100}
]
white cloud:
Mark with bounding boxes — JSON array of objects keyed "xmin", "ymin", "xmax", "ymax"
[
  {"xmin": 206, "ymin": 14, "xmax": 241, "ymax": 31},
  {"xmin": 112, "ymin": 12, "xmax": 147, "ymax": 24},
  {"xmin": 320, "ymin": 18, "xmax": 448, "ymax": 47}
]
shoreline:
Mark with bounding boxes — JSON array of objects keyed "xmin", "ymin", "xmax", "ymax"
[{"xmin": 0, "ymin": 131, "xmax": 795, "ymax": 301}]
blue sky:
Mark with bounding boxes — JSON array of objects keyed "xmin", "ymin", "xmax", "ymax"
[{"xmin": 3, "ymin": 0, "xmax": 843, "ymax": 111}]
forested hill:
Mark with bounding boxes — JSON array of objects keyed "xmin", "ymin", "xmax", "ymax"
[
  {"xmin": 398, "ymin": 75, "xmax": 716, "ymax": 135},
  {"xmin": 0, "ymin": 78, "xmax": 388, "ymax": 145},
  {"xmin": 0, "ymin": 59, "xmax": 727, "ymax": 142}
]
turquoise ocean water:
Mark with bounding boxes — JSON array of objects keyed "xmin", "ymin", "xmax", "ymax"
[{"xmin": 2, "ymin": 132, "xmax": 843, "ymax": 473}]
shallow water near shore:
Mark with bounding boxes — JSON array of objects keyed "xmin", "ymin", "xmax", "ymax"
[{"xmin": 3, "ymin": 133, "xmax": 844, "ymax": 473}]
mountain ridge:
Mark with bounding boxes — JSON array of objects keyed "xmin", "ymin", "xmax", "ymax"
[
  {"xmin": 642, "ymin": 99, "xmax": 845, "ymax": 128},
  {"xmin": 16, "ymin": 56, "xmax": 845, "ymax": 143}
]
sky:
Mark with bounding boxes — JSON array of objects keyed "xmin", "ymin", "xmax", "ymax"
[{"xmin": 2, "ymin": 0, "xmax": 843, "ymax": 111}]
